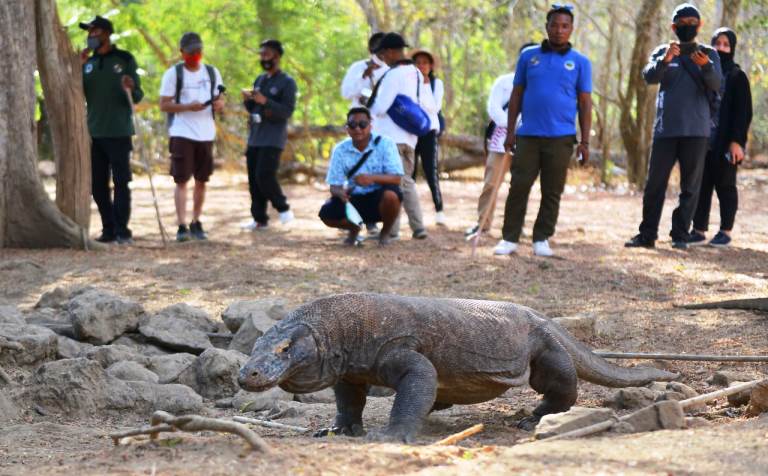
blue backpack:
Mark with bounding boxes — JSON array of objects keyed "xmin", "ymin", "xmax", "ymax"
[{"xmin": 367, "ymin": 65, "xmax": 431, "ymax": 136}]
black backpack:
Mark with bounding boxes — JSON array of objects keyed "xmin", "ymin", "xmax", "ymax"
[{"xmin": 167, "ymin": 62, "xmax": 216, "ymax": 127}]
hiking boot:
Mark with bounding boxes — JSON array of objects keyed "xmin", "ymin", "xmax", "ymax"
[
  {"xmin": 279, "ymin": 210, "xmax": 294, "ymax": 225},
  {"xmin": 176, "ymin": 224, "xmax": 191, "ymax": 242},
  {"xmin": 95, "ymin": 231, "xmax": 116, "ymax": 243},
  {"xmin": 709, "ymin": 231, "xmax": 732, "ymax": 248},
  {"xmin": 624, "ymin": 234, "xmax": 655, "ymax": 248},
  {"xmin": 687, "ymin": 231, "xmax": 707, "ymax": 247},
  {"xmin": 189, "ymin": 221, "xmax": 208, "ymax": 240},
  {"xmin": 493, "ymin": 240, "xmax": 518, "ymax": 255},
  {"xmin": 533, "ymin": 240, "xmax": 554, "ymax": 257}
]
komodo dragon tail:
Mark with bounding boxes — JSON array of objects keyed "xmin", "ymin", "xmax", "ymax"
[{"xmin": 544, "ymin": 319, "xmax": 679, "ymax": 387}]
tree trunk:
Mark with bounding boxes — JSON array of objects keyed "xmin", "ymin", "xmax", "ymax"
[
  {"xmin": 720, "ymin": 0, "xmax": 742, "ymax": 28},
  {"xmin": 618, "ymin": 0, "xmax": 663, "ymax": 187},
  {"xmin": 0, "ymin": 0, "xmax": 87, "ymax": 248},
  {"xmin": 35, "ymin": 0, "xmax": 91, "ymax": 231}
]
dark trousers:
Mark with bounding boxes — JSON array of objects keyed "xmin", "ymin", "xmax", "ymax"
[
  {"xmin": 413, "ymin": 130, "xmax": 443, "ymax": 212},
  {"xmin": 692, "ymin": 150, "xmax": 738, "ymax": 232},
  {"xmin": 246, "ymin": 146, "xmax": 289, "ymax": 224},
  {"xmin": 91, "ymin": 137, "xmax": 132, "ymax": 237},
  {"xmin": 638, "ymin": 137, "xmax": 708, "ymax": 241},
  {"xmin": 501, "ymin": 136, "xmax": 574, "ymax": 242}
]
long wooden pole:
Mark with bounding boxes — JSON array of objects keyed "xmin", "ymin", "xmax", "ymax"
[
  {"xmin": 471, "ymin": 151, "xmax": 511, "ymax": 258},
  {"xmin": 594, "ymin": 352, "xmax": 768, "ymax": 362}
]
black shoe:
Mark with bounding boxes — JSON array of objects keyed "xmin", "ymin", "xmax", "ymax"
[
  {"xmin": 189, "ymin": 221, "xmax": 208, "ymax": 240},
  {"xmin": 687, "ymin": 231, "xmax": 707, "ymax": 247},
  {"xmin": 671, "ymin": 240, "xmax": 689, "ymax": 250},
  {"xmin": 95, "ymin": 232, "xmax": 116, "ymax": 243},
  {"xmin": 709, "ymin": 231, "xmax": 732, "ymax": 248},
  {"xmin": 412, "ymin": 229, "xmax": 428, "ymax": 240},
  {"xmin": 176, "ymin": 225, "xmax": 191, "ymax": 242},
  {"xmin": 624, "ymin": 234, "xmax": 655, "ymax": 248},
  {"xmin": 116, "ymin": 235, "xmax": 133, "ymax": 245}
]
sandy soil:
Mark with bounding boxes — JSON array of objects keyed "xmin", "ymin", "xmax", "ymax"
[{"xmin": 1, "ymin": 166, "xmax": 767, "ymax": 475}]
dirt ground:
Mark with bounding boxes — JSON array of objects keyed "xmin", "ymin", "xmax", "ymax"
[{"xmin": 1, "ymin": 166, "xmax": 767, "ymax": 475}]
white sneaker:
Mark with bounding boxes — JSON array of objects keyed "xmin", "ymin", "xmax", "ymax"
[
  {"xmin": 435, "ymin": 211, "xmax": 447, "ymax": 226},
  {"xmin": 240, "ymin": 220, "xmax": 258, "ymax": 230},
  {"xmin": 533, "ymin": 240, "xmax": 554, "ymax": 257},
  {"xmin": 279, "ymin": 210, "xmax": 294, "ymax": 224},
  {"xmin": 493, "ymin": 240, "xmax": 518, "ymax": 255}
]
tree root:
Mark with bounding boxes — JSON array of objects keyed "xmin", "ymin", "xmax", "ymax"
[{"xmin": 110, "ymin": 411, "xmax": 271, "ymax": 453}]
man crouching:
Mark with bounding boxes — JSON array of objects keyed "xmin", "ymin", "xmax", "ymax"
[{"xmin": 319, "ymin": 107, "xmax": 403, "ymax": 246}]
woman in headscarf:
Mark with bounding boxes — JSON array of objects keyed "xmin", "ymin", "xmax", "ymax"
[{"xmin": 689, "ymin": 27, "xmax": 753, "ymax": 247}]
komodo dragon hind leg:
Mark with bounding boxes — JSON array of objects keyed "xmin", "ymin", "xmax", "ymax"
[
  {"xmin": 518, "ymin": 346, "xmax": 578, "ymax": 431},
  {"xmin": 313, "ymin": 381, "xmax": 367, "ymax": 438}
]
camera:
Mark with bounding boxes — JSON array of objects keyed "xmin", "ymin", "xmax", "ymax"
[{"xmin": 679, "ymin": 42, "xmax": 698, "ymax": 55}]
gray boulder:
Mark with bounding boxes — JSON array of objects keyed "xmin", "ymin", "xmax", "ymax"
[
  {"xmin": 24, "ymin": 307, "xmax": 74, "ymax": 337},
  {"xmin": 0, "ymin": 324, "xmax": 58, "ymax": 366},
  {"xmin": 125, "ymin": 381, "xmax": 203, "ymax": 414},
  {"xmin": 228, "ymin": 312, "xmax": 282, "ymax": 355},
  {"xmin": 746, "ymin": 380, "xmax": 768, "ymax": 417},
  {"xmin": 107, "ymin": 361, "xmax": 160, "ymax": 383},
  {"xmin": 138, "ymin": 304, "xmax": 218, "ymax": 354},
  {"xmin": 621, "ymin": 400, "xmax": 685, "ymax": 432},
  {"xmin": 155, "ymin": 304, "xmax": 218, "ymax": 332},
  {"xmin": 172, "ymin": 348, "xmax": 248, "ymax": 400},
  {"xmin": 111, "ymin": 334, "xmax": 170, "ymax": 357},
  {"xmin": 68, "ymin": 289, "xmax": 144, "ymax": 344},
  {"xmin": 232, "ymin": 388, "xmax": 293, "ymax": 413},
  {"xmin": 708, "ymin": 370, "xmax": 755, "ymax": 387},
  {"xmin": 534, "ymin": 407, "xmax": 616, "ymax": 439},
  {"xmin": 552, "ymin": 314, "xmax": 596, "ymax": 341},
  {"xmin": 35, "ymin": 285, "xmax": 95, "ymax": 310},
  {"xmin": 81, "ymin": 344, "xmax": 149, "ymax": 368},
  {"xmin": 147, "ymin": 353, "xmax": 196, "ymax": 382},
  {"xmin": 0, "ymin": 306, "xmax": 24, "ymax": 326},
  {"xmin": 221, "ymin": 298, "xmax": 288, "ymax": 333},
  {"xmin": 56, "ymin": 335, "xmax": 94, "ymax": 359},
  {"xmin": 606, "ymin": 387, "xmax": 662, "ymax": 410},
  {"xmin": 0, "ymin": 392, "xmax": 20, "ymax": 424}
]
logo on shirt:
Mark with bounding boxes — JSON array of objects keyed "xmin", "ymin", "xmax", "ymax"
[
  {"xmin": 564, "ymin": 60, "xmax": 575, "ymax": 71},
  {"xmin": 269, "ymin": 86, "xmax": 278, "ymax": 95},
  {"xmin": 529, "ymin": 56, "xmax": 540, "ymax": 66},
  {"xmin": 84, "ymin": 63, "xmax": 93, "ymax": 74},
  {"xmin": 113, "ymin": 63, "xmax": 124, "ymax": 74}
]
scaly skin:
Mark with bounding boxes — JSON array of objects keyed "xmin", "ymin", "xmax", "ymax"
[{"xmin": 238, "ymin": 293, "xmax": 678, "ymax": 443}]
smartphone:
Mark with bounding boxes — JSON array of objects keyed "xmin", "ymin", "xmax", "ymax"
[{"xmin": 679, "ymin": 42, "xmax": 697, "ymax": 55}]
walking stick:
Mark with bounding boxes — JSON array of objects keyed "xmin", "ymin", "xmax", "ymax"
[
  {"xmin": 471, "ymin": 151, "xmax": 511, "ymax": 258},
  {"xmin": 124, "ymin": 87, "xmax": 168, "ymax": 247}
]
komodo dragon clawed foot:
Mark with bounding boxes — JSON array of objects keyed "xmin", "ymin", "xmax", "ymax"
[
  {"xmin": 365, "ymin": 424, "xmax": 419, "ymax": 444},
  {"xmin": 313, "ymin": 423, "xmax": 365, "ymax": 438},
  {"xmin": 517, "ymin": 415, "xmax": 541, "ymax": 431}
]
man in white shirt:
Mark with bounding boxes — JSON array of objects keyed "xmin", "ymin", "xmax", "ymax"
[
  {"xmin": 341, "ymin": 32, "xmax": 388, "ymax": 108},
  {"xmin": 368, "ymin": 33, "xmax": 436, "ymax": 240},
  {"xmin": 159, "ymin": 32, "xmax": 224, "ymax": 242}
]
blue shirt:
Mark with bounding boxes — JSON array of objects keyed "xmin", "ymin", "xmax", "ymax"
[
  {"xmin": 326, "ymin": 135, "xmax": 404, "ymax": 195},
  {"xmin": 514, "ymin": 45, "xmax": 592, "ymax": 137}
]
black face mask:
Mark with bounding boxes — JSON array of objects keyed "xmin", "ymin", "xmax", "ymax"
[
  {"xmin": 717, "ymin": 50, "xmax": 734, "ymax": 63},
  {"xmin": 260, "ymin": 59, "xmax": 275, "ymax": 71},
  {"xmin": 87, "ymin": 36, "xmax": 102, "ymax": 51},
  {"xmin": 675, "ymin": 24, "xmax": 698, "ymax": 42}
]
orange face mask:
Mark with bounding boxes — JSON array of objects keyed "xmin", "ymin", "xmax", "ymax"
[{"xmin": 182, "ymin": 52, "xmax": 202, "ymax": 68}]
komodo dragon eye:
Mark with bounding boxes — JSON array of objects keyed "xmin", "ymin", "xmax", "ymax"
[{"xmin": 274, "ymin": 339, "xmax": 291, "ymax": 354}]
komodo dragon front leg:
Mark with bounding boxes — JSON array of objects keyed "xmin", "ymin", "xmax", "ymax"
[{"xmin": 313, "ymin": 381, "xmax": 368, "ymax": 437}]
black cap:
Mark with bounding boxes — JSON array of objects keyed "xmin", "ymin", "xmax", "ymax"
[
  {"xmin": 374, "ymin": 32, "xmax": 409, "ymax": 52},
  {"xmin": 260, "ymin": 39, "xmax": 284, "ymax": 56},
  {"xmin": 79, "ymin": 16, "xmax": 113, "ymax": 34},
  {"xmin": 180, "ymin": 32, "xmax": 203, "ymax": 53},
  {"xmin": 672, "ymin": 3, "xmax": 700, "ymax": 23}
]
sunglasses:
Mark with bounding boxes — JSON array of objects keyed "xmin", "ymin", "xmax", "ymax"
[
  {"xmin": 551, "ymin": 3, "xmax": 574, "ymax": 11},
  {"xmin": 346, "ymin": 120, "xmax": 370, "ymax": 130}
]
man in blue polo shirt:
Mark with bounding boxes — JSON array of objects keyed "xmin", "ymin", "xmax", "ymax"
[
  {"xmin": 319, "ymin": 107, "xmax": 404, "ymax": 246},
  {"xmin": 495, "ymin": 4, "xmax": 592, "ymax": 257}
]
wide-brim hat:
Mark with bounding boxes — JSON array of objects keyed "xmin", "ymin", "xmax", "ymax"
[{"xmin": 410, "ymin": 49, "xmax": 440, "ymax": 69}]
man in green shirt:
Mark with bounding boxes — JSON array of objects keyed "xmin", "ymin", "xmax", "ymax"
[{"xmin": 80, "ymin": 16, "xmax": 143, "ymax": 244}]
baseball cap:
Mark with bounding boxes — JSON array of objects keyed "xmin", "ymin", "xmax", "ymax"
[
  {"xmin": 79, "ymin": 16, "xmax": 113, "ymax": 34},
  {"xmin": 260, "ymin": 39, "xmax": 284, "ymax": 56},
  {"xmin": 374, "ymin": 33, "xmax": 409, "ymax": 52},
  {"xmin": 672, "ymin": 3, "xmax": 701, "ymax": 22},
  {"xmin": 180, "ymin": 32, "xmax": 203, "ymax": 53}
]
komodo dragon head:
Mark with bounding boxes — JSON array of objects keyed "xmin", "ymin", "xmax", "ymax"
[{"xmin": 238, "ymin": 320, "xmax": 335, "ymax": 393}]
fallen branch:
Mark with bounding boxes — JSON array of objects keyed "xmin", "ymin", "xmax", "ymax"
[
  {"xmin": 679, "ymin": 379, "xmax": 764, "ymax": 410},
  {"xmin": 677, "ymin": 297, "xmax": 768, "ymax": 312},
  {"xmin": 110, "ymin": 411, "xmax": 270, "ymax": 452},
  {"xmin": 233, "ymin": 416, "xmax": 310, "ymax": 433},
  {"xmin": 431, "ymin": 423, "xmax": 484, "ymax": 446},
  {"xmin": 594, "ymin": 352, "xmax": 768, "ymax": 362}
]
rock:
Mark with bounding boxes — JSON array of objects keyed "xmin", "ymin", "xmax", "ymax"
[
  {"xmin": 228, "ymin": 311, "xmax": 282, "ymax": 355},
  {"xmin": 107, "ymin": 361, "xmax": 159, "ymax": 383},
  {"xmin": 24, "ymin": 307, "xmax": 74, "ymax": 337},
  {"xmin": 534, "ymin": 407, "xmax": 616, "ymax": 439},
  {"xmin": 81, "ymin": 344, "xmax": 149, "ymax": 368},
  {"xmin": 215, "ymin": 397, "xmax": 233, "ymax": 408},
  {"xmin": 708, "ymin": 370, "xmax": 754, "ymax": 387},
  {"xmin": 0, "ymin": 392, "xmax": 20, "ymax": 424},
  {"xmin": 685, "ymin": 416, "xmax": 711, "ymax": 428},
  {"xmin": 56, "ymin": 335, "xmax": 94, "ymax": 359},
  {"xmin": 621, "ymin": 401, "xmax": 685, "ymax": 433},
  {"xmin": 646, "ymin": 381, "xmax": 668, "ymax": 393},
  {"xmin": 68, "ymin": 289, "xmax": 144, "ymax": 344},
  {"xmin": 147, "ymin": 353, "xmax": 196, "ymax": 383},
  {"xmin": 293, "ymin": 388, "xmax": 336, "ymax": 404},
  {"xmin": 657, "ymin": 391, "xmax": 686, "ymax": 402},
  {"xmin": 232, "ymin": 388, "xmax": 293, "ymax": 413},
  {"xmin": 746, "ymin": 380, "xmax": 768, "ymax": 417},
  {"xmin": 0, "ymin": 306, "xmax": 24, "ymax": 325},
  {"xmin": 208, "ymin": 332, "xmax": 233, "ymax": 349},
  {"xmin": 606, "ymin": 387, "xmax": 662, "ymax": 410},
  {"xmin": 35, "ymin": 285, "xmax": 94, "ymax": 310},
  {"xmin": 727, "ymin": 381, "xmax": 753, "ymax": 407},
  {"xmin": 0, "ymin": 324, "xmax": 58, "ymax": 366},
  {"xmin": 112, "ymin": 334, "xmax": 170, "ymax": 357},
  {"xmin": 138, "ymin": 305, "xmax": 218, "ymax": 354},
  {"xmin": 594, "ymin": 314, "xmax": 628, "ymax": 339},
  {"xmin": 125, "ymin": 381, "xmax": 203, "ymax": 414},
  {"xmin": 551, "ymin": 314, "xmax": 595, "ymax": 341},
  {"xmin": 171, "ymin": 348, "xmax": 248, "ymax": 400},
  {"xmin": 665, "ymin": 382, "xmax": 699, "ymax": 399},
  {"xmin": 26, "ymin": 358, "xmax": 137, "ymax": 416},
  {"xmin": 221, "ymin": 298, "xmax": 288, "ymax": 333}
]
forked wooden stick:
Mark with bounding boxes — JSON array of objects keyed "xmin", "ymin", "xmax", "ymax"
[
  {"xmin": 432, "ymin": 423, "xmax": 485, "ymax": 445},
  {"xmin": 471, "ymin": 152, "xmax": 511, "ymax": 258},
  {"xmin": 233, "ymin": 416, "xmax": 310, "ymax": 433}
]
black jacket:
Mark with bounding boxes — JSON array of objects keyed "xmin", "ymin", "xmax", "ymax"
[{"xmin": 711, "ymin": 65, "xmax": 752, "ymax": 157}]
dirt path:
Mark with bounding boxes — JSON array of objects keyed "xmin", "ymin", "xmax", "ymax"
[{"xmin": 1, "ymin": 168, "xmax": 767, "ymax": 474}]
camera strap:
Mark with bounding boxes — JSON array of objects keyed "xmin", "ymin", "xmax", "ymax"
[{"xmin": 346, "ymin": 136, "xmax": 382, "ymax": 179}]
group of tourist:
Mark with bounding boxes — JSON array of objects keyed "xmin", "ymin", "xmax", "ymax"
[{"xmin": 79, "ymin": 2, "xmax": 752, "ymax": 253}]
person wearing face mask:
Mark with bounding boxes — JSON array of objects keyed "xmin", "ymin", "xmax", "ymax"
[
  {"xmin": 159, "ymin": 33, "xmax": 225, "ymax": 242},
  {"xmin": 689, "ymin": 28, "xmax": 753, "ymax": 248},
  {"xmin": 240, "ymin": 40, "xmax": 298, "ymax": 231},
  {"xmin": 625, "ymin": 3, "xmax": 722, "ymax": 250},
  {"xmin": 80, "ymin": 16, "xmax": 144, "ymax": 245}
]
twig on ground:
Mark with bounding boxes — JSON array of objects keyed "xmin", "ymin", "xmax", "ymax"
[
  {"xmin": 432, "ymin": 423, "xmax": 485, "ymax": 446},
  {"xmin": 110, "ymin": 411, "xmax": 271, "ymax": 452},
  {"xmin": 232, "ymin": 416, "xmax": 310, "ymax": 433}
]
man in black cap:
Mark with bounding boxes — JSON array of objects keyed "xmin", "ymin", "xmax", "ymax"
[
  {"xmin": 625, "ymin": 3, "xmax": 722, "ymax": 250},
  {"xmin": 240, "ymin": 39, "xmax": 297, "ymax": 231},
  {"xmin": 80, "ymin": 16, "xmax": 144, "ymax": 244},
  {"xmin": 341, "ymin": 32, "xmax": 388, "ymax": 108}
]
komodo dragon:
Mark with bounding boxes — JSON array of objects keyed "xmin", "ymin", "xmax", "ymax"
[{"xmin": 238, "ymin": 293, "xmax": 678, "ymax": 442}]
